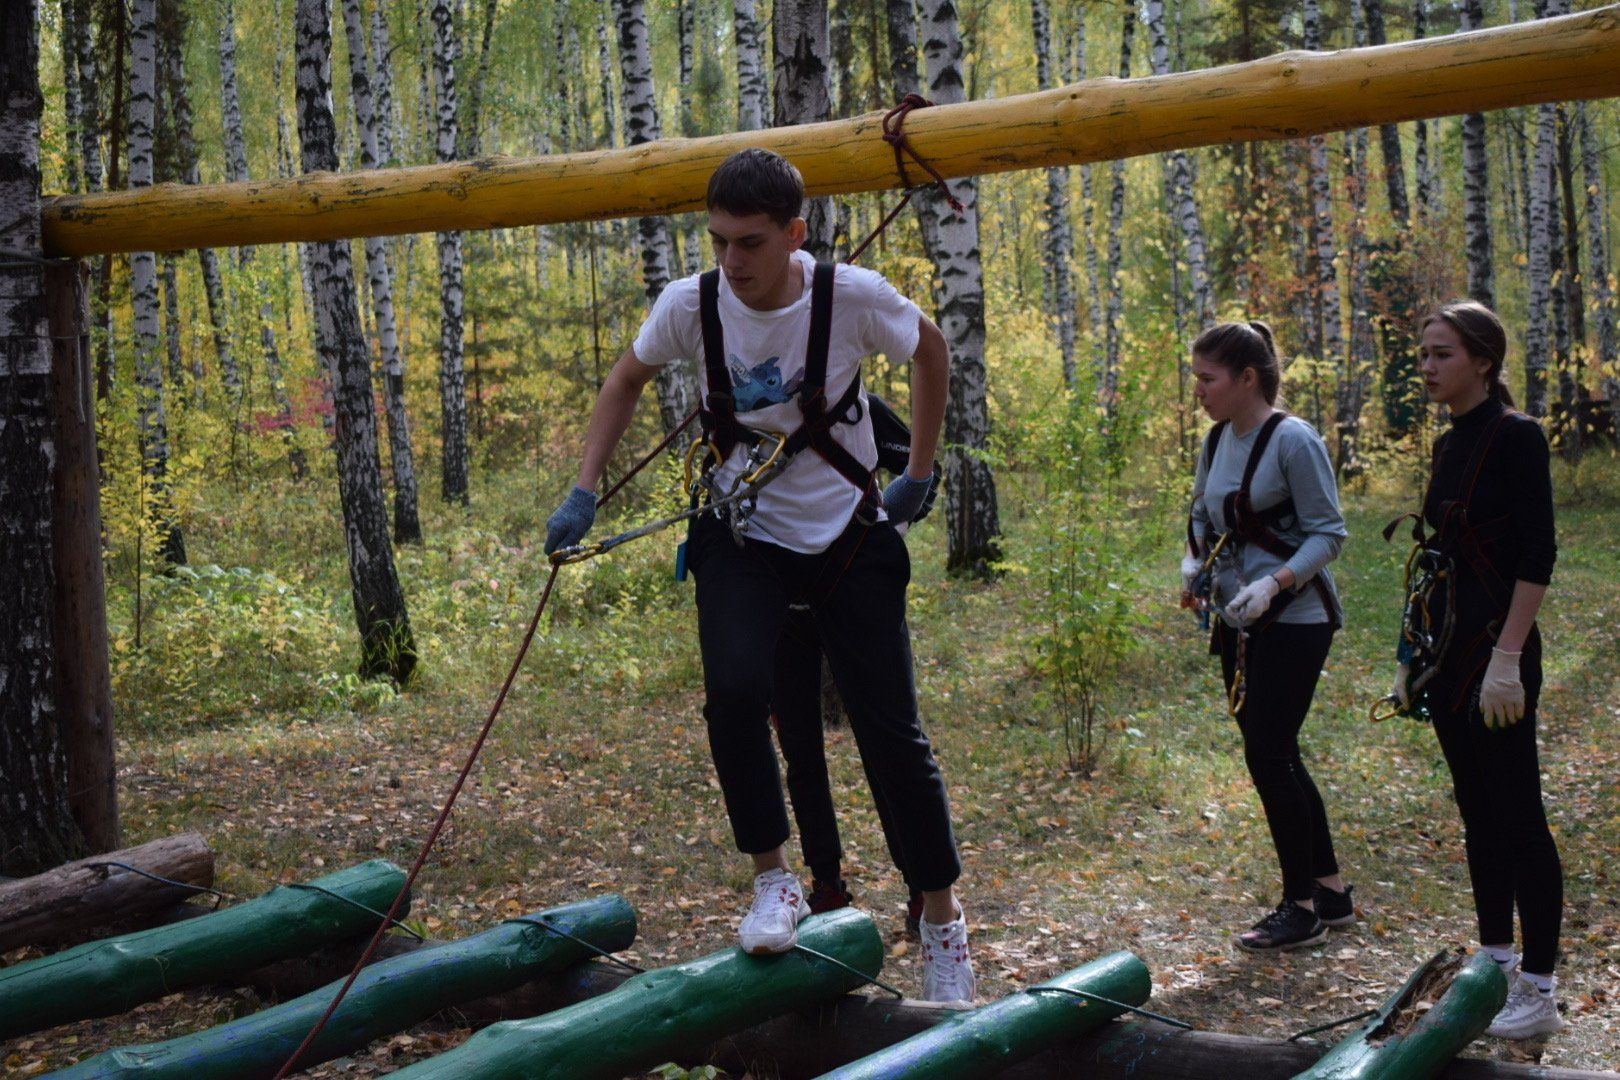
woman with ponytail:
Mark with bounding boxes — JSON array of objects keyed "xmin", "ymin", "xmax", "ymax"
[
  {"xmin": 1390, "ymin": 300, "xmax": 1563, "ymax": 1037},
  {"xmin": 1182, "ymin": 321, "xmax": 1355, "ymax": 950}
]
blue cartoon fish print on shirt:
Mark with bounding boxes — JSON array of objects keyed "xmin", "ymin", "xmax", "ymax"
[{"xmin": 729, "ymin": 356, "xmax": 803, "ymax": 411}]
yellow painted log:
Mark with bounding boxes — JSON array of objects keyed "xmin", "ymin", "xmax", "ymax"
[{"xmin": 42, "ymin": 5, "xmax": 1620, "ymax": 258}]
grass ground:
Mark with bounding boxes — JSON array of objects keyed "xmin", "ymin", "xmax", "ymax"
[{"xmin": 4, "ymin": 456, "xmax": 1618, "ymax": 1077}]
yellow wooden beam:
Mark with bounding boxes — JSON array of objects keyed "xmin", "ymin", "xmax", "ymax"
[{"xmin": 42, "ymin": 5, "xmax": 1620, "ymax": 258}]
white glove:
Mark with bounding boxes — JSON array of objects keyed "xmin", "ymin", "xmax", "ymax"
[
  {"xmin": 1180, "ymin": 553, "xmax": 1203, "ymax": 595},
  {"xmin": 1393, "ymin": 663, "xmax": 1411, "ymax": 709},
  {"xmin": 1225, "ymin": 575, "xmax": 1281, "ymax": 626},
  {"xmin": 1478, "ymin": 647, "xmax": 1525, "ymax": 728}
]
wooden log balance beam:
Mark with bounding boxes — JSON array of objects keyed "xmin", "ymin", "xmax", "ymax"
[{"xmin": 41, "ymin": 5, "xmax": 1620, "ymax": 258}]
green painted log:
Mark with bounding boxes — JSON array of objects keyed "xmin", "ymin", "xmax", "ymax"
[
  {"xmin": 1293, "ymin": 950, "xmax": 1510, "ymax": 1079},
  {"xmin": 0, "ymin": 860, "xmax": 407, "ymax": 1040},
  {"xmin": 46, "ymin": 895, "xmax": 636, "ymax": 1080},
  {"xmin": 389, "ymin": 907, "xmax": 884, "ymax": 1080},
  {"xmin": 815, "ymin": 951, "xmax": 1152, "ymax": 1080}
]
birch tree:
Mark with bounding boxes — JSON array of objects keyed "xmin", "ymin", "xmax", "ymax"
[
  {"xmin": 616, "ymin": 0, "xmax": 698, "ymax": 439},
  {"xmin": 1103, "ymin": 5, "xmax": 1135, "ymax": 411},
  {"xmin": 1460, "ymin": 0, "xmax": 1493, "ymax": 306},
  {"xmin": 735, "ymin": 0, "xmax": 769, "ymax": 132},
  {"xmin": 1145, "ymin": 0, "xmax": 1212, "ymax": 330},
  {"xmin": 1412, "ymin": 0, "xmax": 1438, "ymax": 223},
  {"xmin": 1579, "ymin": 102, "xmax": 1618, "ymax": 427},
  {"xmin": 773, "ymin": 0, "xmax": 836, "ymax": 261},
  {"xmin": 343, "ymin": 0, "xmax": 421, "ymax": 543},
  {"xmin": 129, "ymin": 0, "xmax": 186, "ymax": 565},
  {"xmin": 1032, "ymin": 0, "xmax": 1078, "ymax": 387},
  {"xmin": 677, "ymin": 0, "xmax": 704, "ymax": 275},
  {"xmin": 1359, "ymin": 0, "xmax": 1409, "ymax": 229},
  {"xmin": 918, "ymin": 0, "xmax": 1000, "ymax": 575},
  {"xmin": 1303, "ymin": 0, "xmax": 1345, "ymax": 436},
  {"xmin": 431, "ymin": 0, "xmax": 470, "ymax": 502},
  {"xmin": 159, "ymin": 0, "xmax": 235, "ymax": 392},
  {"xmin": 294, "ymin": 0, "xmax": 417, "ymax": 682},
  {"xmin": 0, "ymin": 0, "xmax": 86, "ymax": 874},
  {"xmin": 1068, "ymin": 11, "xmax": 1107, "ymax": 403},
  {"xmin": 220, "ymin": 0, "xmax": 306, "ymax": 479},
  {"xmin": 1523, "ymin": 0, "xmax": 1569, "ymax": 417}
]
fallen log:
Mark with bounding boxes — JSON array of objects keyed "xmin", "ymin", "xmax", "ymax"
[
  {"xmin": 239, "ymin": 944, "xmax": 1615, "ymax": 1080},
  {"xmin": 388, "ymin": 907, "xmax": 886, "ymax": 1080},
  {"xmin": 0, "ymin": 859, "xmax": 406, "ymax": 1040},
  {"xmin": 39, "ymin": 6, "xmax": 1620, "ymax": 257},
  {"xmin": 1298, "ymin": 950, "xmax": 1509, "ymax": 1079},
  {"xmin": 49, "ymin": 895, "xmax": 636, "ymax": 1080},
  {"xmin": 0, "ymin": 833, "xmax": 213, "ymax": 954}
]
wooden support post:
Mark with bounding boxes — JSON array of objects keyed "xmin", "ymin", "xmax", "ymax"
[{"xmin": 45, "ymin": 259, "xmax": 118, "ymax": 854}]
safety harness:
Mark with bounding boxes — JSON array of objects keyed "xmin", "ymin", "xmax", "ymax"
[
  {"xmin": 697, "ymin": 262, "xmax": 881, "ymax": 522},
  {"xmin": 1373, "ymin": 408, "xmax": 1516, "ymax": 720},
  {"xmin": 1198, "ymin": 413, "xmax": 1340, "ymax": 715}
]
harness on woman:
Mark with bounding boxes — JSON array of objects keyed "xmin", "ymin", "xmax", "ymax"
[
  {"xmin": 1377, "ymin": 408, "xmax": 1515, "ymax": 718},
  {"xmin": 1198, "ymin": 413, "xmax": 1339, "ymax": 715}
]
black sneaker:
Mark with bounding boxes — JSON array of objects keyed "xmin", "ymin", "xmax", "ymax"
[
  {"xmin": 1313, "ymin": 883, "xmax": 1356, "ymax": 927},
  {"xmin": 1238, "ymin": 902, "xmax": 1328, "ymax": 951},
  {"xmin": 807, "ymin": 877, "xmax": 853, "ymax": 915}
]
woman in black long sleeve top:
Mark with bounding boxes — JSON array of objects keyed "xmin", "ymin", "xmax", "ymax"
[{"xmin": 1395, "ymin": 300, "xmax": 1563, "ymax": 1040}]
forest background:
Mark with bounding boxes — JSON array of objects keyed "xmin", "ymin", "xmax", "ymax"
[{"xmin": 6, "ymin": 0, "xmax": 1620, "ymax": 1073}]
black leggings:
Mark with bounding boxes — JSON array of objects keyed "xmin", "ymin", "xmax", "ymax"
[
  {"xmin": 689, "ymin": 512, "xmax": 961, "ymax": 892},
  {"xmin": 1218, "ymin": 620, "xmax": 1341, "ymax": 903},
  {"xmin": 1429, "ymin": 653, "xmax": 1563, "ymax": 974}
]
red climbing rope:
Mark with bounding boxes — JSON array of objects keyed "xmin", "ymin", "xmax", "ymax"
[{"xmin": 847, "ymin": 93, "xmax": 963, "ymax": 264}]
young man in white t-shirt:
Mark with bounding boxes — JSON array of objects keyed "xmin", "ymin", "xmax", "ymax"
[{"xmin": 544, "ymin": 148, "xmax": 973, "ymax": 1002}]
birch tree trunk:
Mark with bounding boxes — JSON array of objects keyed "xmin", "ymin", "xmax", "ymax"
[
  {"xmin": 1068, "ymin": 12, "xmax": 1107, "ymax": 403},
  {"xmin": 431, "ymin": 0, "xmax": 470, "ymax": 503},
  {"xmin": 1359, "ymin": 0, "xmax": 1410, "ymax": 230},
  {"xmin": 773, "ymin": 0, "xmax": 836, "ymax": 261},
  {"xmin": 221, "ymin": 0, "xmax": 305, "ymax": 479},
  {"xmin": 60, "ymin": 1, "xmax": 83, "ymax": 194},
  {"xmin": 159, "ymin": 0, "xmax": 235, "ymax": 393},
  {"xmin": 1412, "ymin": 0, "xmax": 1437, "ymax": 224},
  {"xmin": 919, "ymin": 0, "xmax": 1000, "ymax": 576},
  {"xmin": 0, "ymin": 0, "xmax": 86, "ymax": 876},
  {"xmin": 735, "ymin": 0, "xmax": 769, "ymax": 132},
  {"xmin": 295, "ymin": 0, "xmax": 417, "ymax": 683},
  {"xmin": 1579, "ymin": 102, "xmax": 1619, "ymax": 427},
  {"xmin": 129, "ymin": 0, "xmax": 185, "ymax": 565},
  {"xmin": 1104, "ymin": 5, "xmax": 1134, "ymax": 412},
  {"xmin": 1303, "ymin": 0, "xmax": 1345, "ymax": 445},
  {"xmin": 1032, "ymin": 0, "xmax": 1078, "ymax": 388},
  {"xmin": 1523, "ymin": 0, "xmax": 1569, "ymax": 418},
  {"xmin": 616, "ymin": 0, "xmax": 698, "ymax": 440},
  {"xmin": 1145, "ymin": 0, "xmax": 1211, "ymax": 330},
  {"xmin": 344, "ymin": 0, "xmax": 421, "ymax": 543},
  {"xmin": 1459, "ymin": 0, "xmax": 1494, "ymax": 307},
  {"xmin": 67, "ymin": 0, "xmax": 103, "ymax": 192},
  {"xmin": 457, "ymin": 0, "xmax": 498, "ymax": 160}
]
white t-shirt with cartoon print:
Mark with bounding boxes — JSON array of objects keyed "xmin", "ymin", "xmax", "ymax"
[{"xmin": 633, "ymin": 249, "xmax": 923, "ymax": 554}]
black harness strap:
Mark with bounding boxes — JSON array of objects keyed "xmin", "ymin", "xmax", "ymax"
[{"xmin": 698, "ymin": 262, "xmax": 877, "ymax": 506}]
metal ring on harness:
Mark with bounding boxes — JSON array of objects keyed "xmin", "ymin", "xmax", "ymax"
[
  {"xmin": 1368, "ymin": 693, "xmax": 1405, "ymax": 723},
  {"xmin": 1227, "ymin": 629, "xmax": 1248, "ymax": 717}
]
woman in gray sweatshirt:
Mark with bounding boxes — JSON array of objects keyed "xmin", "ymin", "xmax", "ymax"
[{"xmin": 1181, "ymin": 321, "xmax": 1355, "ymax": 951}]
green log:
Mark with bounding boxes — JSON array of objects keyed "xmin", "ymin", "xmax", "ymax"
[
  {"xmin": 1293, "ymin": 950, "xmax": 1510, "ymax": 1079},
  {"xmin": 47, "ymin": 895, "xmax": 636, "ymax": 1080},
  {"xmin": 815, "ymin": 951, "xmax": 1152, "ymax": 1080},
  {"xmin": 389, "ymin": 907, "xmax": 885, "ymax": 1080},
  {"xmin": 0, "ymin": 860, "xmax": 407, "ymax": 1040}
]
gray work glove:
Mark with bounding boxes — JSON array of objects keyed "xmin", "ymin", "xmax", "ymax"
[
  {"xmin": 1180, "ymin": 553, "xmax": 1203, "ymax": 597},
  {"xmin": 1478, "ymin": 647, "xmax": 1525, "ymax": 729},
  {"xmin": 545, "ymin": 485, "xmax": 597, "ymax": 555},
  {"xmin": 1225, "ymin": 575, "xmax": 1282, "ymax": 626},
  {"xmin": 883, "ymin": 470, "xmax": 935, "ymax": 525}
]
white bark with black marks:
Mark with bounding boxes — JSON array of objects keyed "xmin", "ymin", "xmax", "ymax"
[
  {"xmin": 616, "ymin": 0, "xmax": 698, "ymax": 439},
  {"xmin": 458, "ymin": 0, "xmax": 498, "ymax": 160},
  {"xmin": 1335, "ymin": 0, "xmax": 1376, "ymax": 477},
  {"xmin": 1460, "ymin": 0, "xmax": 1493, "ymax": 306},
  {"xmin": 372, "ymin": 5, "xmax": 398, "ymax": 167},
  {"xmin": 129, "ymin": 0, "xmax": 185, "ymax": 565},
  {"xmin": 344, "ymin": 0, "xmax": 421, "ymax": 543},
  {"xmin": 1104, "ymin": 5, "xmax": 1134, "ymax": 408},
  {"xmin": 294, "ymin": 0, "xmax": 417, "ymax": 682},
  {"xmin": 0, "ymin": 0, "xmax": 83, "ymax": 874},
  {"xmin": 1523, "ymin": 0, "xmax": 1568, "ymax": 418},
  {"xmin": 1032, "ymin": 0, "xmax": 1077, "ymax": 388},
  {"xmin": 919, "ymin": 0, "xmax": 999, "ymax": 576},
  {"xmin": 774, "ymin": 0, "xmax": 836, "ymax": 260},
  {"xmin": 1412, "ymin": 0, "xmax": 1436, "ymax": 223},
  {"xmin": 1579, "ymin": 102, "xmax": 1618, "ymax": 422},
  {"xmin": 431, "ymin": 0, "xmax": 469, "ymax": 502},
  {"xmin": 677, "ymin": 0, "xmax": 703, "ymax": 275},
  {"xmin": 1146, "ymin": 0, "xmax": 1211, "ymax": 329},
  {"xmin": 68, "ymin": 0, "xmax": 103, "ymax": 192},
  {"xmin": 1303, "ymin": 0, "xmax": 1345, "ymax": 416},
  {"xmin": 735, "ymin": 0, "xmax": 768, "ymax": 132}
]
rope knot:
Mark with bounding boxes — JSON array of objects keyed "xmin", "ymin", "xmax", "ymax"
[{"xmin": 879, "ymin": 94, "xmax": 964, "ymax": 213}]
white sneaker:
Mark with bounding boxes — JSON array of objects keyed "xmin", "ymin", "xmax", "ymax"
[
  {"xmin": 919, "ymin": 911, "xmax": 976, "ymax": 1004},
  {"xmin": 738, "ymin": 868, "xmax": 810, "ymax": 955},
  {"xmin": 1486, "ymin": 975, "xmax": 1564, "ymax": 1039}
]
